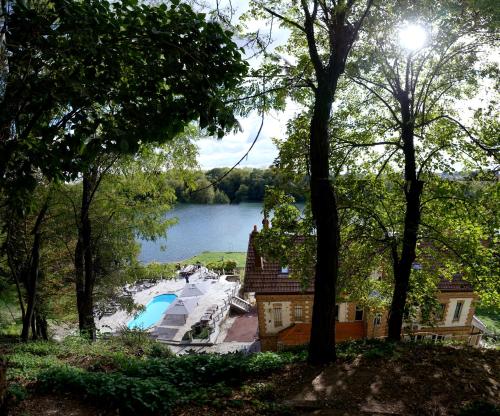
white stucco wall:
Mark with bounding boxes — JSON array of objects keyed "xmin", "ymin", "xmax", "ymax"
[
  {"xmin": 338, "ymin": 302, "xmax": 348, "ymax": 322},
  {"xmin": 262, "ymin": 301, "xmax": 292, "ymax": 334},
  {"xmin": 443, "ymin": 298, "xmax": 472, "ymax": 327},
  {"xmin": 262, "ymin": 300, "xmax": 350, "ymax": 334}
]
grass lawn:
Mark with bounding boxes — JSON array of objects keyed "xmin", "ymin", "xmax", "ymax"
[
  {"xmin": 178, "ymin": 251, "xmax": 247, "ymax": 269},
  {"xmin": 475, "ymin": 305, "xmax": 500, "ymax": 334}
]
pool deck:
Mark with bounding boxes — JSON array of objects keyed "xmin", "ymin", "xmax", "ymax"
[{"xmin": 96, "ymin": 269, "xmax": 240, "ymax": 345}]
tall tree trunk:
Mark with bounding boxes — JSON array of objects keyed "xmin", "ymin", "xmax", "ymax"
[
  {"xmin": 6, "ymin": 245, "xmax": 25, "ymax": 322},
  {"xmin": 301, "ymin": 2, "xmax": 365, "ymax": 363},
  {"xmin": 20, "ymin": 202, "xmax": 48, "ymax": 342},
  {"xmin": 35, "ymin": 306, "xmax": 49, "ymax": 340},
  {"xmin": 387, "ymin": 91, "xmax": 424, "ymax": 341},
  {"xmin": 30, "ymin": 311, "xmax": 38, "ymax": 340},
  {"xmin": 308, "ymin": 78, "xmax": 340, "ymax": 364},
  {"xmin": 75, "ymin": 172, "xmax": 96, "ymax": 340}
]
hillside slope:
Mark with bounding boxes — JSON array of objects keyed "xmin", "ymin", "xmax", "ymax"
[{"xmin": 2, "ymin": 337, "xmax": 499, "ymax": 416}]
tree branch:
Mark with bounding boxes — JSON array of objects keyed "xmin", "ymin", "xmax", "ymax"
[{"xmin": 262, "ymin": 6, "xmax": 306, "ymax": 33}]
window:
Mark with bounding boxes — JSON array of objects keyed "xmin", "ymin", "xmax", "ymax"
[
  {"xmin": 435, "ymin": 303, "xmax": 446, "ymax": 321},
  {"xmin": 355, "ymin": 306, "xmax": 364, "ymax": 321},
  {"xmin": 280, "ymin": 266, "xmax": 289, "ymax": 274},
  {"xmin": 335, "ymin": 304, "xmax": 339, "ymax": 321},
  {"xmin": 273, "ymin": 305, "xmax": 282, "ymax": 327},
  {"xmin": 294, "ymin": 305, "xmax": 303, "ymax": 321},
  {"xmin": 453, "ymin": 301, "xmax": 463, "ymax": 321},
  {"xmin": 373, "ymin": 313, "xmax": 382, "ymax": 326}
]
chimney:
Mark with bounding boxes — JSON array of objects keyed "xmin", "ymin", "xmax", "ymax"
[
  {"xmin": 262, "ymin": 217, "xmax": 269, "ymax": 230},
  {"xmin": 252, "ymin": 226, "xmax": 263, "ymax": 270}
]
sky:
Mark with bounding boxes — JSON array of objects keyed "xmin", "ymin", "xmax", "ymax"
[
  {"xmin": 195, "ymin": 1, "xmax": 499, "ymax": 170},
  {"xmin": 197, "ymin": 111, "xmax": 285, "ymax": 169},
  {"xmin": 195, "ymin": 0, "xmax": 292, "ymax": 170}
]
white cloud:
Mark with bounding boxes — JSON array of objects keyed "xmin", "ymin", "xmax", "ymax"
[
  {"xmin": 197, "ymin": 110, "xmax": 286, "ymax": 169},
  {"xmin": 195, "ymin": 0, "xmax": 295, "ymax": 170}
]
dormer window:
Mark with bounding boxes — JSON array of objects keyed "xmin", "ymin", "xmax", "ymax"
[
  {"xmin": 281, "ymin": 266, "xmax": 289, "ymax": 274},
  {"xmin": 412, "ymin": 262, "xmax": 422, "ymax": 270}
]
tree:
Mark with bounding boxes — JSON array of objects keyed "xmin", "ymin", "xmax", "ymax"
[
  {"xmin": 1, "ymin": 184, "xmax": 52, "ymax": 341},
  {"xmin": 213, "ymin": 189, "xmax": 230, "ymax": 204},
  {"xmin": 246, "ymin": 0, "xmax": 374, "ymax": 364},
  {"xmin": 1, "ymin": 0, "xmax": 247, "ymax": 338},
  {"xmin": 57, "ymin": 142, "xmax": 191, "ymax": 338},
  {"xmin": 343, "ymin": 0, "xmax": 498, "ymax": 340},
  {"xmin": 0, "ymin": 0, "xmax": 247, "ymax": 201},
  {"xmin": 234, "ymin": 184, "xmax": 249, "ymax": 202}
]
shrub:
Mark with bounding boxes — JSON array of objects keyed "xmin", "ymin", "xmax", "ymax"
[
  {"xmin": 35, "ymin": 349, "xmax": 306, "ymax": 414},
  {"xmin": 6, "ymin": 383, "xmax": 28, "ymax": 403},
  {"xmin": 206, "ymin": 260, "xmax": 237, "ymax": 274},
  {"xmin": 147, "ymin": 343, "xmax": 173, "ymax": 359},
  {"xmin": 7, "ymin": 351, "xmax": 63, "ymax": 381},
  {"xmin": 241, "ymin": 382, "xmax": 277, "ymax": 401},
  {"xmin": 113, "ymin": 327, "xmax": 153, "ymax": 353},
  {"xmin": 38, "ymin": 366, "xmax": 180, "ymax": 415},
  {"xmin": 11, "ymin": 341, "xmax": 55, "ymax": 357}
]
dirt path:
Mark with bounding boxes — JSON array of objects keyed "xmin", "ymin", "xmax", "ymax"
[{"xmin": 278, "ymin": 345, "xmax": 499, "ymax": 415}]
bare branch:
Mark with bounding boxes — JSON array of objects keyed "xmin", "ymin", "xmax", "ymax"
[{"xmin": 262, "ymin": 6, "xmax": 306, "ymax": 33}]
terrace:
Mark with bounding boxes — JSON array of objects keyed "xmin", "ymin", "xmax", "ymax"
[{"xmin": 96, "ymin": 267, "xmax": 250, "ymax": 348}]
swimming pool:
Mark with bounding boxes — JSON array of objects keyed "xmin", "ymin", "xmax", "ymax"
[{"xmin": 127, "ymin": 294, "xmax": 177, "ymax": 329}]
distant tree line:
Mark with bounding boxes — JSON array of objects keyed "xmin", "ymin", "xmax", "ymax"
[{"xmin": 166, "ymin": 167, "xmax": 307, "ymax": 204}]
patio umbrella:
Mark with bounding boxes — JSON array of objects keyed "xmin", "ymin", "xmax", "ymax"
[
  {"xmin": 163, "ymin": 298, "xmax": 198, "ymax": 323},
  {"xmin": 180, "ymin": 283, "xmax": 209, "ymax": 298}
]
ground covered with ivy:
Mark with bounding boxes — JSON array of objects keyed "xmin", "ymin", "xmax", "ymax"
[{"xmin": 1, "ymin": 334, "xmax": 499, "ymax": 416}]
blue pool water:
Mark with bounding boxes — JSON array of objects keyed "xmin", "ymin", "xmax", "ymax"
[{"xmin": 127, "ymin": 294, "xmax": 177, "ymax": 329}]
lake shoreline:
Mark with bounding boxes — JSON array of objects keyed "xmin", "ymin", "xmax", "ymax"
[{"xmin": 166, "ymin": 251, "xmax": 247, "ymax": 269}]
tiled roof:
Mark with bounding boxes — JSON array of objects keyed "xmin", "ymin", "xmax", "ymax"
[
  {"xmin": 437, "ymin": 274, "xmax": 473, "ymax": 292},
  {"xmin": 417, "ymin": 241, "xmax": 474, "ymax": 292},
  {"xmin": 243, "ymin": 227, "xmax": 474, "ymax": 294},
  {"xmin": 243, "ymin": 229, "xmax": 314, "ymax": 294}
]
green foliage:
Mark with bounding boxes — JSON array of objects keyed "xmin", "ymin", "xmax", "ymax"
[
  {"xmin": 335, "ymin": 339, "xmax": 396, "ymax": 360},
  {"xmin": 38, "ymin": 367, "xmax": 181, "ymax": 415},
  {"xmin": 112, "ymin": 327, "xmax": 153, "ymax": 352},
  {"xmin": 6, "ymin": 383, "xmax": 28, "ymax": 403},
  {"xmin": 1, "ymin": 0, "xmax": 247, "ymax": 201},
  {"xmin": 147, "ymin": 343, "xmax": 174, "ymax": 359},
  {"xmin": 181, "ymin": 252, "xmax": 247, "ymax": 269},
  {"xmin": 213, "ymin": 189, "xmax": 231, "ymax": 204},
  {"xmin": 255, "ymin": 189, "xmax": 315, "ymax": 289},
  {"xmin": 170, "ymin": 167, "xmax": 306, "ymax": 204},
  {"xmin": 206, "ymin": 260, "xmax": 238, "ymax": 273},
  {"xmin": 192, "ymin": 327, "xmax": 210, "ymax": 339},
  {"xmin": 0, "ymin": 284, "xmax": 22, "ymax": 335},
  {"xmin": 241, "ymin": 382, "xmax": 277, "ymax": 401},
  {"xmin": 7, "ymin": 350, "xmax": 63, "ymax": 381},
  {"xmin": 475, "ymin": 305, "xmax": 500, "ymax": 334},
  {"xmin": 34, "ymin": 348, "xmax": 305, "ymax": 414}
]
